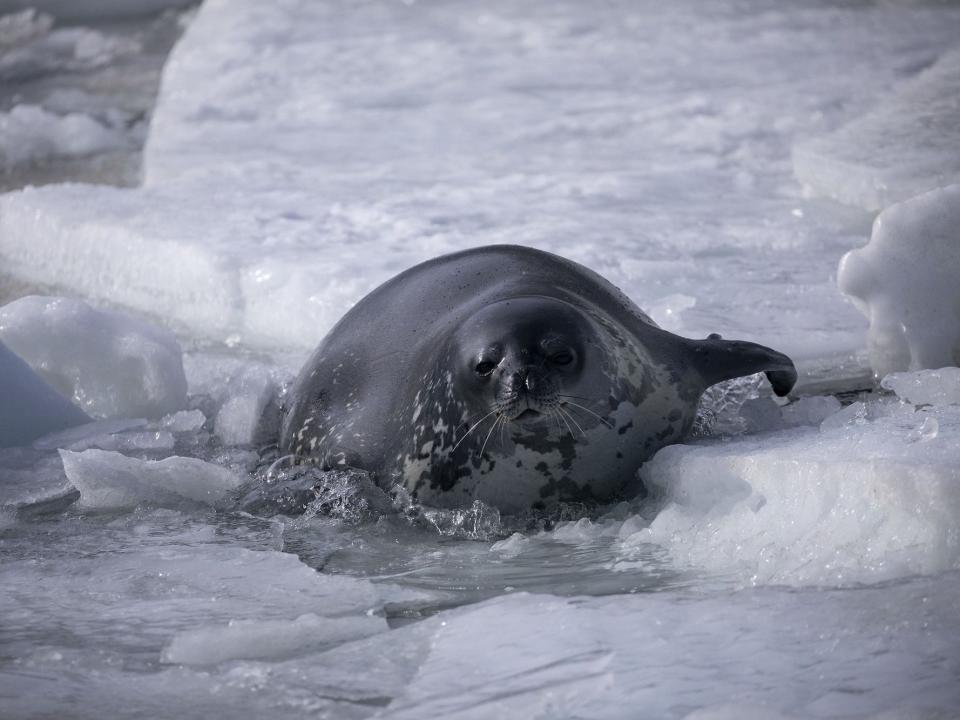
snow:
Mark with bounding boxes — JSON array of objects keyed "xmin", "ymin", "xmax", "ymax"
[
  {"xmin": 838, "ymin": 184, "xmax": 960, "ymax": 378},
  {"xmin": 2, "ymin": 0, "xmax": 960, "ymax": 717},
  {"xmin": 0, "ymin": 338, "xmax": 90, "ymax": 447},
  {"xmin": 631, "ymin": 393, "xmax": 960, "ymax": 586},
  {"xmin": 0, "ymin": 295, "xmax": 187, "ymax": 419},
  {"xmin": 59, "ymin": 448, "xmax": 242, "ymax": 509},
  {"xmin": 0, "ymin": 103, "xmax": 130, "ymax": 171},
  {"xmin": 794, "ymin": 51, "xmax": 960, "ymax": 212}
]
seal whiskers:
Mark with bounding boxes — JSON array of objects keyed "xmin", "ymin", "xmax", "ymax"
[
  {"xmin": 559, "ymin": 397, "xmax": 615, "ymax": 429},
  {"xmin": 452, "ymin": 408, "xmax": 500, "ymax": 453}
]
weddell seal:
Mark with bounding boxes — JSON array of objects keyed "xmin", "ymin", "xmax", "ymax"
[{"xmin": 280, "ymin": 245, "xmax": 796, "ymax": 513}]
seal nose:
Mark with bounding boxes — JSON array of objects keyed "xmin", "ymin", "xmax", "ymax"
[{"xmin": 524, "ymin": 373, "xmax": 538, "ymax": 393}]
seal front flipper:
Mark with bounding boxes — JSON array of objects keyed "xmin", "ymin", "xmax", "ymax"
[{"xmin": 688, "ymin": 334, "xmax": 797, "ymax": 397}]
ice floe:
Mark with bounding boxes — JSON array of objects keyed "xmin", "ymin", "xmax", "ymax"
[
  {"xmin": 0, "ymin": 296, "xmax": 187, "ymax": 419},
  {"xmin": 59, "ymin": 448, "xmax": 242, "ymax": 509},
  {"xmin": 838, "ymin": 184, "xmax": 960, "ymax": 378}
]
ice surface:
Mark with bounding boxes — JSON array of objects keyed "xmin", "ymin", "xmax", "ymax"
[
  {"xmin": 0, "ymin": 296, "xmax": 187, "ymax": 419},
  {"xmin": 161, "ymin": 613, "xmax": 387, "ymax": 666},
  {"xmin": 0, "ymin": 103, "xmax": 130, "ymax": 170},
  {"xmin": 0, "ymin": 9, "xmax": 140, "ymax": 79},
  {"xmin": 378, "ymin": 585, "xmax": 960, "ymax": 719},
  {"xmin": 60, "ymin": 448, "xmax": 242, "ymax": 509},
  {"xmin": 882, "ymin": 367, "xmax": 960, "ymax": 407},
  {"xmin": 14, "ymin": 0, "xmax": 960, "ymax": 355},
  {"xmin": 838, "ymin": 184, "xmax": 960, "ymax": 378},
  {"xmin": 0, "ymin": 338, "xmax": 89, "ymax": 447},
  {"xmin": 630, "ymin": 394, "xmax": 960, "ymax": 586},
  {"xmin": 794, "ymin": 51, "xmax": 960, "ymax": 211}
]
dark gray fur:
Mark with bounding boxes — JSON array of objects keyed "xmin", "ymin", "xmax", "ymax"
[{"xmin": 281, "ymin": 245, "xmax": 796, "ymax": 513}]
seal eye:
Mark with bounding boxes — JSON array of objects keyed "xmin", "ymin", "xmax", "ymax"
[
  {"xmin": 550, "ymin": 351, "xmax": 574, "ymax": 366},
  {"xmin": 474, "ymin": 360, "xmax": 497, "ymax": 377}
]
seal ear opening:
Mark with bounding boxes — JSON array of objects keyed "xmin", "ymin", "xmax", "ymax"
[{"xmin": 689, "ymin": 335, "xmax": 798, "ymax": 397}]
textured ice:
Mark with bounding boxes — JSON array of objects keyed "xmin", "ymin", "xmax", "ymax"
[
  {"xmin": 794, "ymin": 51, "xmax": 960, "ymax": 211},
  {"xmin": 161, "ymin": 613, "xmax": 387, "ymax": 666},
  {"xmin": 838, "ymin": 184, "xmax": 960, "ymax": 378},
  {"xmin": 0, "ymin": 296, "xmax": 187, "ymax": 419},
  {"xmin": 0, "ymin": 103, "xmax": 129, "ymax": 171},
  {"xmin": 0, "ymin": 338, "xmax": 90, "ymax": 447},
  {"xmin": 378, "ymin": 585, "xmax": 960, "ymax": 719},
  {"xmin": 631, "ymin": 395, "xmax": 960, "ymax": 586},
  {"xmin": 59, "ymin": 448, "xmax": 242, "ymax": 509},
  {"xmin": 882, "ymin": 367, "xmax": 960, "ymax": 407},
  {"xmin": 0, "ymin": 9, "xmax": 140, "ymax": 79},
  {"xmin": 14, "ymin": 0, "xmax": 960, "ymax": 355}
]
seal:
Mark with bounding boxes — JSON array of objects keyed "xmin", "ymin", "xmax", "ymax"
[{"xmin": 280, "ymin": 245, "xmax": 796, "ymax": 513}]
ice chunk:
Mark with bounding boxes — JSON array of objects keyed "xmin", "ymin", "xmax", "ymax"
[
  {"xmin": 779, "ymin": 395, "xmax": 842, "ymax": 427},
  {"xmin": 214, "ymin": 368, "xmax": 280, "ymax": 446},
  {"xmin": 161, "ymin": 613, "xmax": 386, "ymax": 666},
  {"xmin": 158, "ymin": 409, "xmax": 206, "ymax": 433},
  {"xmin": 59, "ymin": 449, "xmax": 242, "ymax": 509},
  {"xmin": 838, "ymin": 184, "xmax": 960, "ymax": 378},
  {"xmin": 793, "ymin": 51, "xmax": 960, "ymax": 211},
  {"xmin": 0, "ymin": 105, "xmax": 128, "ymax": 171},
  {"xmin": 0, "ymin": 339, "xmax": 90, "ymax": 448},
  {"xmin": 0, "ymin": 447, "xmax": 78, "ymax": 516},
  {"xmin": 629, "ymin": 396, "xmax": 960, "ymax": 586},
  {"xmin": 881, "ymin": 367, "xmax": 960, "ymax": 407},
  {"xmin": 0, "ymin": 296, "xmax": 187, "ymax": 419}
]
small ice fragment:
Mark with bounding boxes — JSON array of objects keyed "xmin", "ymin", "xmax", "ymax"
[
  {"xmin": 880, "ymin": 367, "xmax": 960, "ymax": 407},
  {"xmin": 780, "ymin": 396, "xmax": 843, "ymax": 427},
  {"xmin": 160, "ymin": 613, "xmax": 386, "ymax": 666},
  {"xmin": 214, "ymin": 369, "xmax": 280, "ymax": 446},
  {"xmin": 158, "ymin": 409, "xmax": 206, "ymax": 433},
  {"xmin": 0, "ymin": 296, "xmax": 187, "ymax": 419},
  {"xmin": 908, "ymin": 416, "xmax": 939, "ymax": 443},
  {"xmin": 490, "ymin": 532, "xmax": 530, "ymax": 558},
  {"xmin": 819, "ymin": 401, "xmax": 868, "ymax": 432},
  {"xmin": 837, "ymin": 184, "xmax": 960, "ymax": 378},
  {"xmin": 59, "ymin": 448, "xmax": 242, "ymax": 509}
]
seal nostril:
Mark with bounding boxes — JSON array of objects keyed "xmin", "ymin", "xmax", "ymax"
[{"xmin": 525, "ymin": 374, "xmax": 537, "ymax": 392}]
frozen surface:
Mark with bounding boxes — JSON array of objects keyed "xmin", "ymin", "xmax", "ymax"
[
  {"xmin": 794, "ymin": 51, "xmax": 960, "ymax": 212},
  {"xmin": 0, "ymin": 338, "xmax": 89, "ymax": 447},
  {"xmin": 838, "ymin": 184, "xmax": 960, "ymax": 378},
  {"xmin": 14, "ymin": 0, "xmax": 960, "ymax": 354},
  {"xmin": 60, "ymin": 448, "xmax": 241, "ymax": 509},
  {"xmin": 0, "ymin": 295, "xmax": 187, "ymax": 418}
]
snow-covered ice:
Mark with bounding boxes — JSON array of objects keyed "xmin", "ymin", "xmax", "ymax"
[
  {"xmin": 0, "ymin": 295, "xmax": 187, "ymax": 419},
  {"xmin": 794, "ymin": 50, "xmax": 960, "ymax": 212},
  {"xmin": 2, "ymin": 0, "xmax": 960, "ymax": 718},
  {"xmin": 838, "ymin": 184, "xmax": 960, "ymax": 378}
]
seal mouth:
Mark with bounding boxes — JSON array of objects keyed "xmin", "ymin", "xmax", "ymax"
[{"xmin": 514, "ymin": 408, "xmax": 542, "ymax": 421}]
